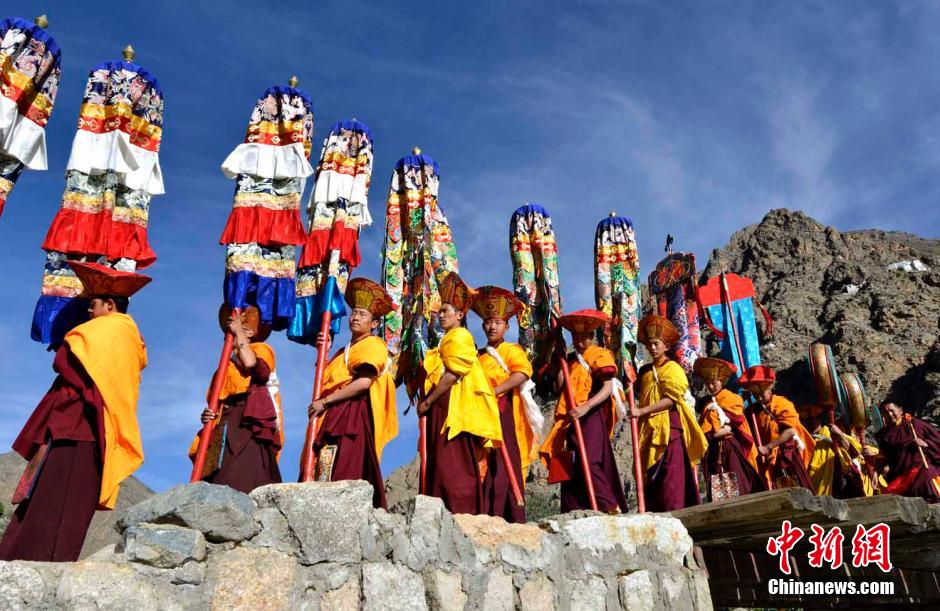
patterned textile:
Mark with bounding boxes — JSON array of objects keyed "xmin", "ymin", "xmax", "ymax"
[
  {"xmin": 649, "ymin": 253, "xmax": 702, "ymax": 373},
  {"xmin": 32, "ymin": 57, "xmax": 164, "ymax": 344},
  {"xmin": 290, "ymin": 120, "xmax": 374, "ymax": 345},
  {"xmin": 509, "ymin": 204, "xmax": 562, "ymax": 375},
  {"xmin": 379, "ymin": 152, "xmax": 458, "ymax": 393},
  {"xmin": 0, "ymin": 17, "xmax": 61, "ymax": 216},
  {"xmin": 220, "ymin": 85, "xmax": 314, "ymax": 331},
  {"xmin": 594, "ymin": 215, "xmax": 641, "ymax": 374}
]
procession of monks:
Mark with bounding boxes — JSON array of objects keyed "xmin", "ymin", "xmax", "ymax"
[{"xmin": 3, "ymin": 265, "xmax": 940, "ymax": 563}]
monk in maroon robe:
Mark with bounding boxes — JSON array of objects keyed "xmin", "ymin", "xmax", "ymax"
[
  {"xmin": 197, "ymin": 306, "xmax": 282, "ymax": 494},
  {"xmin": 0, "ymin": 262, "xmax": 149, "ymax": 562},
  {"xmin": 877, "ymin": 401, "xmax": 940, "ymax": 503}
]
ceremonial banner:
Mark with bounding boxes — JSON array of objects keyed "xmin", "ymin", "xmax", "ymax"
[
  {"xmin": 649, "ymin": 252, "xmax": 702, "ymax": 373},
  {"xmin": 32, "ymin": 47, "xmax": 164, "ymax": 344},
  {"xmin": 594, "ymin": 214, "xmax": 641, "ymax": 373}
]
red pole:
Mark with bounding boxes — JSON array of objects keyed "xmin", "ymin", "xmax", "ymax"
[
  {"xmin": 628, "ymin": 383, "xmax": 646, "ymax": 512},
  {"xmin": 190, "ymin": 309, "xmax": 240, "ymax": 483},
  {"xmin": 299, "ymin": 310, "xmax": 335, "ymax": 482},
  {"xmin": 559, "ymin": 355, "xmax": 598, "ymax": 511},
  {"xmin": 498, "ymin": 442, "xmax": 526, "ymax": 507},
  {"xmin": 418, "ymin": 414, "xmax": 427, "ymax": 494}
]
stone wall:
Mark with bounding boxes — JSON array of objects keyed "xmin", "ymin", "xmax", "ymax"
[{"xmin": 0, "ymin": 481, "xmax": 711, "ymax": 610}]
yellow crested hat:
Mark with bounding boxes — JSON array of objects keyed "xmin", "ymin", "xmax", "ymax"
[
  {"xmin": 470, "ymin": 285, "xmax": 524, "ymax": 321},
  {"xmin": 437, "ymin": 272, "xmax": 475, "ymax": 313},
  {"xmin": 693, "ymin": 357, "xmax": 737, "ymax": 383},
  {"xmin": 345, "ymin": 277, "xmax": 395, "ymax": 317},
  {"xmin": 637, "ymin": 314, "xmax": 680, "ymax": 348}
]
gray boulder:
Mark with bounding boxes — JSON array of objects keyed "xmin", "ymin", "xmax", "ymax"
[
  {"xmin": 124, "ymin": 523, "xmax": 207, "ymax": 569},
  {"xmin": 117, "ymin": 482, "xmax": 257, "ymax": 543}
]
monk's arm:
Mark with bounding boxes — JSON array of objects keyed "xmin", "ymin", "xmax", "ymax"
[
  {"xmin": 494, "ymin": 372, "xmax": 529, "ymax": 397},
  {"xmin": 418, "ymin": 371, "xmax": 459, "ymax": 415},
  {"xmin": 632, "ymin": 397, "xmax": 672, "ymax": 418},
  {"xmin": 571, "ymin": 380, "xmax": 613, "ymax": 419},
  {"xmin": 310, "ymin": 365, "xmax": 378, "ymax": 417},
  {"xmin": 764, "ymin": 426, "xmax": 796, "ymax": 450}
]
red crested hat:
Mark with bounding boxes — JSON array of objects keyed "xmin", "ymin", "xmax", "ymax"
[
  {"xmin": 437, "ymin": 272, "xmax": 476, "ymax": 314},
  {"xmin": 637, "ymin": 314, "xmax": 680, "ymax": 348},
  {"xmin": 345, "ymin": 277, "xmax": 395, "ymax": 317},
  {"xmin": 469, "ymin": 285, "xmax": 524, "ymax": 321},
  {"xmin": 559, "ymin": 309, "xmax": 609, "ymax": 333},
  {"xmin": 738, "ymin": 365, "xmax": 776, "ymax": 390},
  {"xmin": 693, "ymin": 357, "xmax": 737, "ymax": 383},
  {"xmin": 70, "ymin": 261, "xmax": 151, "ymax": 299}
]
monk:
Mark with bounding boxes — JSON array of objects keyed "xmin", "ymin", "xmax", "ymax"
[
  {"xmin": 0, "ymin": 262, "xmax": 149, "ymax": 562},
  {"xmin": 738, "ymin": 365, "xmax": 815, "ymax": 490},
  {"xmin": 418, "ymin": 272, "xmax": 502, "ymax": 515},
  {"xmin": 471, "ymin": 285, "xmax": 541, "ymax": 523},
  {"xmin": 633, "ymin": 315, "xmax": 707, "ymax": 511},
  {"xmin": 877, "ymin": 401, "xmax": 940, "ymax": 503},
  {"xmin": 540, "ymin": 309, "xmax": 628, "ymax": 514},
  {"xmin": 801, "ymin": 406, "xmax": 870, "ymax": 498},
  {"xmin": 694, "ymin": 357, "xmax": 765, "ymax": 500},
  {"xmin": 308, "ymin": 278, "xmax": 398, "ymax": 509},
  {"xmin": 195, "ymin": 305, "xmax": 282, "ymax": 494}
]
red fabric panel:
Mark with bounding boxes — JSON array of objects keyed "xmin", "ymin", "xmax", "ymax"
[
  {"xmin": 42, "ymin": 209, "xmax": 157, "ymax": 268},
  {"xmin": 218, "ymin": 207, "xmax": 306, "ymax": 246}
]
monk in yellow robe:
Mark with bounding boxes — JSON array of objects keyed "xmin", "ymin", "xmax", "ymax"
[
  {"xmin": 471, "ymin": 285, "xmax": 541, "ymax": 523},
  {"xmin": 540, "ymin": 309, "xmax": 628, "ymax": 513},
  {"xmin": 0, "ymin": 262, "xmax": 148, "ymax": 562},
  {"xmin": 308, "ymin": 278, "xmax": 398, "ymax": 509},
  {"xmin": 418, "ymin": 273, "xmax": 502, "ymax": 515},
  {"xmin": 694, "ymin": 357, "xmax": 766, "ymax": 499},
  {"xmin": 633, "ymin": 315, "xmax": 707, "ymax": 511},
  {"xmin": 739, "ymin": 365, "xmax": 815, "ymax": 490},
  {"xmin": 194, "ymin": 306, "xmax": 283, "ymax": 494},
  {"xmin": 800, "ymin": 405, "xmax": 872, "ymax": 498}
]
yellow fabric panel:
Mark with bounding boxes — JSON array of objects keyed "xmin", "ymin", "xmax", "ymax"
[
  {"xmin": 65, "ymin": 313, "xmax": 147, "ymax": 509},
  {"xmin": 539, "ymin": 345, "xmax": 620, "ymax": 468},
  {"xmin": 424, "ymin": 328, "xmax": 501, "ymax": 443},
  {"xmin": 218, "ymin": 343, "xmax": 275, "ymax": 402},
  {"xmin": 636, "ymin": 360, "xmax": 707, "ymax": 470},
  {"xmin": 478, "ymin": 342, "xmax": 537, "ymax": 471}
]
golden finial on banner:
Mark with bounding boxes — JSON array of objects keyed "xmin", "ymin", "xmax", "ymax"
[
  {"xmin": 609, "ymin": 211, "xmax": 617, "ymax": 217},
  {"xmin": 34, "ymin": 15, "xmax": 49, "ymax": 28},
  {"xmin": 413, "ymin": 147, "xmax": 422, "ymax": 155},
  {"xmin": 288, "ymin": 75, "xmax": 299, "ymax": 87},
  {"xmin": 123, "ymin": 45, "xmax": 136, "ymax": 61}
]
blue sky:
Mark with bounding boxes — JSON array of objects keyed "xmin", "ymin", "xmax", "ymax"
[{"xmin": 1, "ymin": 1, "xmax": 939, "ymax": 492}]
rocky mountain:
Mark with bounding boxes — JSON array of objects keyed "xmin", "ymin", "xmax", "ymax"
[
  {"xmin": 387, "ymin": 208, "xmax": 940, "ymax": 517},
  {"xmin": 0, "ymin": 451, "xmax": 154, "ymax": 558}
]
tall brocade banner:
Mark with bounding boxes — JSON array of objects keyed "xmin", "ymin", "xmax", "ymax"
[
  {"xmin": 289, "ymin": 119, "xmax": 374, "ymax": 345},
  {"xmin": 32, "ymin": 48, "xmax": 164, "ymax": 344},
  {"xmin": 594, "ymin": 214, "xmax": 641, "ymax": 375},
  {"xmin": 380, "ymin": 150, "xmax": 458, "ymax": 394},
  {"xmin": 649, "ymin": 252, "xmax": 702, "ymax": 373},
  {"xmin": 0, "ymin": 16, "xmax": 61, "ymax": 218},
  {"xmin": 218, "ymin": 84, "xmax": 314, "ymax": 330}
]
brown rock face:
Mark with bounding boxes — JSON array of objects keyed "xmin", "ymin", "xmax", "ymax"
[{"xmin": 702, "ymin": 208, "xmax": 940, "ymax": 414}]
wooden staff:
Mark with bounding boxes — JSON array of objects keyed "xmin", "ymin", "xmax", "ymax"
[
  {"xmin": 418, "ymin": 413, "xmax": 428, "ymax": 495},
  {"xmin": 299, "ymin": 312, "xmax": 335, "ymax": 482},
  {"xmin": 627, "ymin": 382, "xmax": 646, "ymax": 512},
  {"xmin": 499, "ymin": 440, "xmax": 526, "ymax": 508},
  {"xmin": 558, "ymin": 351, "xmax": 598, "ymax": 511},
  {"xmin": 190, "ymin": 309, "xmax": 240, "ymax": 483},
  {"xmin": 908, "ymin": 418, "xmax": 940, "ymax": 497}
]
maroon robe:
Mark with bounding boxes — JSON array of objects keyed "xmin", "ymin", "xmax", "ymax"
[
  {"xmin": 644, "ymin": 409, "xmax": 701, "ymax": 511},
  {"xmin": 312, "ymin": 390, "xmax": 387, "ymax": 509},
  {"xmin": 560, "ymin": 363, "xmax": 628, "ymax": 513},
  {"xmin": 482, "ymin": 393, "xmax": 526, "ymax": 523},
  {"xmin": 425, "ymin": 386, "xmax": 485, "ymax": 515},
  {"xmin": 204, "ymin": 358, "xmax": 281, "ymax": 494},
  {"xmin": 0, "ymin": 346, "xmax": 104, "ymax": 562},
  {"xmin": 771, "ymin": 439, "xmax": 814, "ymax": 490},
  {"xmin": 877, "ymin": 416, "xmax": 940, "ymax": 503},
  {"xmin": 697, "ymin": 397, "xmax": 766, "ymax": 500}
]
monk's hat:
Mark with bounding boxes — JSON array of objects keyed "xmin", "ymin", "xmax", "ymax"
[
  {"xmin": 345, "ymin": 277, "xmax": 395, "ymax": 318},
  {"xmin": 637, "ymin": 314, "xmax": 680, "ymax": 348},
  {"xmin": 559, "ymin": 309, "xmax": 609, "ymax": 334},
  {"xmin": 738, "ymin": 364, "xmax": 776, "ymax": 392},
  {"xmin": 693, "ymin": 357, "xmax": 737, "ymax": 383},
  {"xmin": 469, "ymin": 285, "xmax": 524, "ymax": 321},
  {"xmin": 437, "ymin": 272, "xmax": 476, "ymax": 314},
  {"xmin": 218, "ymin": 304, "xmax": 272, "ymax": 343},
  {"xmin": 70, "ymin": 261, "xmax": 151, "ymax": 299}
]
